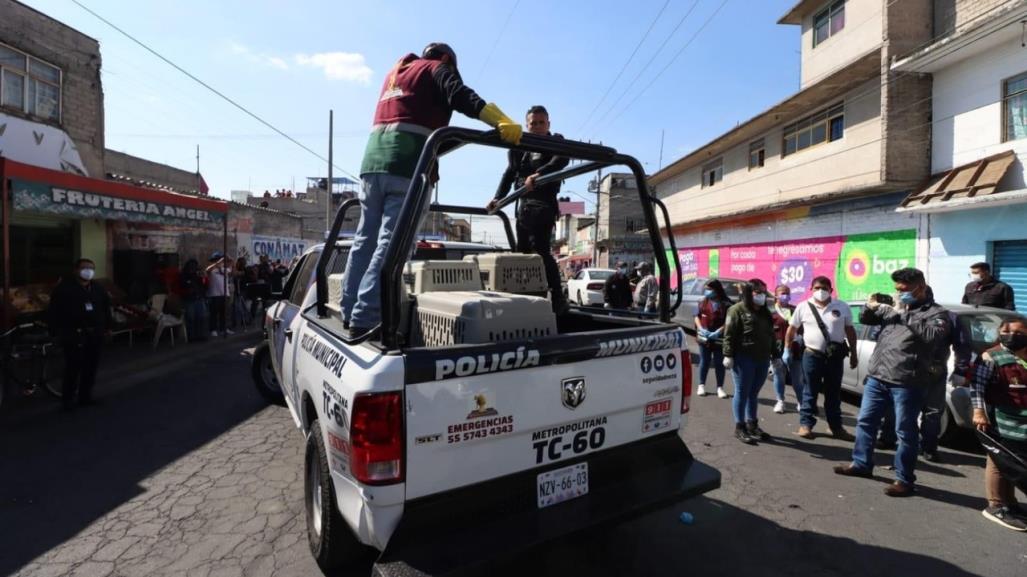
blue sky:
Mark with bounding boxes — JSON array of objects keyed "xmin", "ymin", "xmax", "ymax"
[{"xmin": 25, "ymin": 0, "xmax": 801, "ymax": 240}]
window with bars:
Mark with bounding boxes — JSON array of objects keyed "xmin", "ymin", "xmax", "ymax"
[
  {"xmin": 813, "ymin": 0, "xmax": 846, "ymax": 47},
  {"xmin": 1003, "ymin": 71, "xmax": 1027, "ymax": 143},
  {"xmin": 782, "ymin": 103, "xmax": 844, "ymax": 157},
  {"xmin": 701, "ymin": 158, "xmax": 723, "ymax": 188},
  {"xmin": 0, "ymin": 42, "xmax": 62, "ymax": 123},
  {"xmin": 748, "ymin": 138, "xmax": 765, "ymax": 169}
]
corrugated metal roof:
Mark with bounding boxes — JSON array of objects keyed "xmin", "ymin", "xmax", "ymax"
[{"xmin": 900, "ymin": 150, "xmax": 1016, "ymax": 209}]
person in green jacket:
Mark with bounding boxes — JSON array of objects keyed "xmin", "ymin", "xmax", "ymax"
[{"xmin": 723, "ymin": 278, "xmax": 776, "ymax": 445}]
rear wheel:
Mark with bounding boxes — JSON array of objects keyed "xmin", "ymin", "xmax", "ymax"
[
  {"xmin": 305, "ymin": 421, "xmax": 363, "ymax": 571},
  {"xmin": 251, "ymin": 342, "xmax": 285, "ymax": 405}
]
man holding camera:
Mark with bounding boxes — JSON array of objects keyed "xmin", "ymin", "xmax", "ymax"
[
  {"xmin": 834, "ymin": 268, "xmax": 951, "ymax": 497},
  {"xmin": 786, "ymin": 276, "xmax": 858, "ymax": 441}
]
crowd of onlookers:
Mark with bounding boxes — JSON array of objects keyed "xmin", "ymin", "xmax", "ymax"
[
  {"xmin": 263, "ymin": 189, "xmax": 297, "ymax": 198},
  {"xmin": 175, "ymin": 252, "xmax": 291, "ymax": 339}
]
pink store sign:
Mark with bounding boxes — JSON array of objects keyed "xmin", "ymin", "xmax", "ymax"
[{"xmin": 670, "ymin": 230, "xmax": 915, "ymax": 302}]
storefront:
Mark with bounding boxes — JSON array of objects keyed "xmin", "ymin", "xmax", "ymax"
[
  {"xmin": 664, "ymin": 192, "xmax": 921, "ymax": 303},
  {"xmin": 0, "ymin": 158, "xmax": 227, "ymax": 323}
]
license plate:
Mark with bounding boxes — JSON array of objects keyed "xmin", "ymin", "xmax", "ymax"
[{"xmin": 536, "ymin": 462, "xmax": 589, "ymax": 509}]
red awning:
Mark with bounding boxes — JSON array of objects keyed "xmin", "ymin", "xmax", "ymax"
[{"xmin": 1, "ymin": 157, "xmax": 227, "ymax": 226}]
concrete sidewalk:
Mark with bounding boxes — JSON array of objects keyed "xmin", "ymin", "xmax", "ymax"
[{"xmin": 0, "ymin": 327, "xmax": 263, "ymax": 429}]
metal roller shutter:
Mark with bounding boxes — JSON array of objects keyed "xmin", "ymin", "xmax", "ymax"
[{"xmin": 993, "ymin": 240, "xmax": 1027, "ymax": 312}]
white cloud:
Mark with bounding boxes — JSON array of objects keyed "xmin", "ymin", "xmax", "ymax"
[
  {"xmin": 228, "ymin": 41, "xmax": 290, "ymax": 71},
  {"xmin": 295, "ymin": 52, "xmax": 373, "ymax": 84}
]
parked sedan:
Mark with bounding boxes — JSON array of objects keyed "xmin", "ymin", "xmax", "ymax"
[
  {"xmin": 671, "ymin": 276, "xmax": 745, "ymax": 333},
  {"xmin": 566, "ymin": 268, "xmax": 616, "ymax": 306},
  {"xmin": 841, "ymin": 302, "xmax": 1021, "ymax": 441}
]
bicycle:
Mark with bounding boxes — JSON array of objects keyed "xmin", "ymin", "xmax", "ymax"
[{"xmin": 0, "ymin": 322, "xmax": 64, "ymax": 411}]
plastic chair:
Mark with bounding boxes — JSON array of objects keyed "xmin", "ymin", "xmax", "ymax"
[{"xmin": 149, "ymin": 294, "xmax": 188, "ymax": 349}]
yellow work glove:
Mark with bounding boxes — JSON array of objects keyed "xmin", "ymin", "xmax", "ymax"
[{"xmin": 478, "ymin": 102, "xmax": 522, "ymax": 145}]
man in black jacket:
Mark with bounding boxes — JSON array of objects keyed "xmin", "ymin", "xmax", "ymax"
[
  {"xmin": 604, "ymin": 261, "xmax": 633, "ymax": 309},
  {"xmin": 48, "ymin": 258, "xmax": 111, "ymax": 409},
  {"xmin": 962, "ymin": 261, "xmax": 1015, "ymax": 310},
  {"xmin": 488, "ymin": 105, "xmax": 570, "ymax": 312},
  {"xmin": 834, "ymin": 268, "xmax": 951, "ymax": 497}
]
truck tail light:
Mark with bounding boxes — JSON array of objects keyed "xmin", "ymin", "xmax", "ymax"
[
  {"xmin": 587, "ymin": 282, "xmax": 604, "ymax": 290},
  {"xmin": 350, "ymin": 392, "xmax": 404, "ymax": 485},
  {"xmin": 680, "ymin": 350, "xmax": 692, "ymax": 414}
]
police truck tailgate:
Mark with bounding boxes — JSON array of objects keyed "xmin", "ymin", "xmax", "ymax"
[{"xmin": 402, "ymin": 325, "xmax": 689, "ymax": 500}]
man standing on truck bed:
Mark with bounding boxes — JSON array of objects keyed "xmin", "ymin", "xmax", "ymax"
[
  {"xmin": 488, "ymin": 105, "xmax": 570, "ymax": 313},
  {"xmin": 341, "ymin": 42, "xmax": 523, "ymax": 338}
]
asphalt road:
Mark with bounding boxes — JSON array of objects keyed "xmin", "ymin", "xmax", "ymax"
[{"xmin": 1, "ymin": 340, "xmax": 1024, "ymax": 577}]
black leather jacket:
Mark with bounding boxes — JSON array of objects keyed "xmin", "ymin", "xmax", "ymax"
[
  {"xmin": 493, "ymin": 133, "xmax": 570, "ymax": 210},
  {"xmin": 861, "ymin": 297, "xmax": 952, "ymax": 388}
]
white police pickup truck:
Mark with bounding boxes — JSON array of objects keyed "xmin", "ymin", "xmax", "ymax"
[{"xmin": 251, "ymin": 128, "xmax": 720, "ymax": 576}]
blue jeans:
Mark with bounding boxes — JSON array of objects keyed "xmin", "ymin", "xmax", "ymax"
[
  {"xmin": 183, "ymin": 299, "xmax": 206, "ymax": 340},
  {"xmin": 698, "ymin": 342, "xmax": 725, "ymax": 387},
  {"xmin": 730, "ymin": 355, "xmax": 770, "ymax": 424},
  {"xmin": 772, "ymin": 354, "xmax": 805, "ymax": 403},
  {"xmin": 800, "ymin": 351, "xmax": 845, "ymax": 430},
  {"xmin": 879, "ymin": 375, "xmax": 945, "ymax": 453},
  {"xmin": 341, "ymin": 174, "xmax": 412, "ymax": 329},
  {"xmin": 851, "ymin": 376, "xmax": 926, "ymax": 486}
]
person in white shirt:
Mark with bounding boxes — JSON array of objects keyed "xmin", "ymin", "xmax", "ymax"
[
  {"xmin": 205, "ymin": 252, "xmax": 234, "ymax": 338},
  {"xmin": 785, "ymin": 276, "xmax": 858, "ymax": 440}
]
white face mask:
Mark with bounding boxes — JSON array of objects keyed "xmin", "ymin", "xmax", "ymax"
[
  {"xmin": 970, "ymin": 273, "xmax": 983, "ymax": 282},
  {"xmin": 813, "ymin": 289, "xmax": 831, "ymax": 302},
  {"xmin": 752, "ymin": 293, "xmax": 767, "ymax": 306},
  {"xmin": 79, "ymin": 268, "xmax": 95, "ymax": 281}
]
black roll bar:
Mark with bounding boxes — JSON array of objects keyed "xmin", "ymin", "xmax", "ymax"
[
  {"xmin": 315, "ymin": 198, "xmax": 361, "ymax": 318},
  {"xmin": 377, "ymin": 127, "xmax": 675, "ymax": 349},
  {"xmin": 488, "ymin": 160, "xmax": 612, "ymax": 215},
  {"xmin": 430, "ymin": 204, "xmax": 516, "ymax": 249},
  {"xmin": 650, "ymin": 195, "xmax": 683, "ymax": 314}
]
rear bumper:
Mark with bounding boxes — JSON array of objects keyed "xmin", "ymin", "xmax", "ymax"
[{"xmin": 372, "ymin": 432, "xmax": 720, "ymax": 577}]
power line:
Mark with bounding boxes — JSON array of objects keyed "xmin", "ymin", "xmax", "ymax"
[
  {"xmin": 575, "ymin": 0, "xmax": 671, "ymax": 134},
  {"xmin": 70, "ymin": 0, "xmax": 361, "ymax": 181},
  {"xmin": 605, "ymin": 0, "xmax": 729, "ymax": 130},
  {"xmin": 581, "ymin": 0, "xmax": 701, "ymax": 135},
  {"xmin": 475, "ymin": 0, "xmax": 523, "ymax": 82}
]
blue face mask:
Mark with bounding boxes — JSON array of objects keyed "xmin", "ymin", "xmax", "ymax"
[
  {"xmin": 899, "ymin": 291, "xmax": 918, "ymax": 305},
  {"xmin": 704, "ymin": 289, "xmax": 716, "ymax": 299}
]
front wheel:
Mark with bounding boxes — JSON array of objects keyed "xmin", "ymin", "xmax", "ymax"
[
  {"xmin": 305, "ymin": 421, "xmax": 364, "ymax": 571},
  {"xmin": 251, "ymin": 341, "xmax": 285, "ymax": 405}
]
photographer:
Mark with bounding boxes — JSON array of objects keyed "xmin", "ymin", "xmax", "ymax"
[{"xmin": 833, "ymin": 268, "xmax": 951, "ymax": 497}]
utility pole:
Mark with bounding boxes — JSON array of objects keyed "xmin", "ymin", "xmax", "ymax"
[
  {"xmin": 592, "ymin": 167, "xmax": 602, "ymax": 267},
  {"xmin": 326, "ymin": 110, "xmax": 333, "ymax": 240},
  {"xmin": 658, "ymin": 129, "xmax": 665, "ymax": 171}
]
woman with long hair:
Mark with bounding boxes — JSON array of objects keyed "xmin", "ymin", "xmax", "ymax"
[
  {"xmin": 723, "ymin": 278, "xmax": 776, "ymax": 444},
  {"xmin": 694, "ymin": 279, "xmax": 732, "ymax": 399}
]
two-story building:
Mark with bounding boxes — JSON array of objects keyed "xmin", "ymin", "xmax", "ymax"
[
  {"xmin": 595, "ymin": 173, "xmax": 650, "ymax": 269},
  {"xmin": 652, "ymin": 0, "xmax": 933, "ymax": 302},
  {"xmin": 892, "ymin": 0, "xmax": 1027, "ymax": 308},
  {"xmin": 0, "ymin": 0, "xmax": 230, "ymax": 318}
]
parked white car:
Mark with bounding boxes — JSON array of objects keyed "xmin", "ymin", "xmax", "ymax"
[{"xmin": 566, "ymin": 268, "xmax": 616, "ymax": 306}]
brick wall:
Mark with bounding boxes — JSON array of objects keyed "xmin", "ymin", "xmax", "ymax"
[
  {"xmin": 933, "ymin": 0, "xmax": 1019, "ymax": 38},
  {"xmin": 881, "ymin": 0, "xmax": 933, "ymax": 185},
  {"xmin": 0, "ymin": 0, "xmax": 104, "ymax": 177},
  {"xmin": 105, "ymin": 150, "xmax": 203, "ymax": 194}
]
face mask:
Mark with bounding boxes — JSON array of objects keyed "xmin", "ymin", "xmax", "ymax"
[
  {"xmin": 704, "ymin": 289, "xmax": 716, "ymax": 299},
  {"xmin": 79, "ymin": 268, "xmax": 95, "ymax": 281},
  {"xmin": 813, "ymin": 289, "xmax": 830, "ymax": 302},
  {"xmin": 971, "ymin": 273, "xmax": 982, "ymax": 282},
  {"xmin": 752, "ymin": 293, "xmax": 767, "ymax": 306},
  {"xmin": 1000, "ymin": 332, "xmax": 1027, "ymax": 351},
  {"xmin": 776, "ymin": 294, "xmax": 790, "ymax": 305},
  {"xmin": 898, "ymin": 291, "xmax": 918, "ymax": 305}
]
